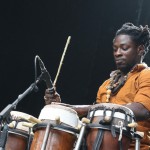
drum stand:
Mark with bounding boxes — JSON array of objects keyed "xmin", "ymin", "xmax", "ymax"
[
  {"xmin": 74, "ymin": 119, "xmax": 144, "ymax": 150},
  {"xmin": 0, "ymin": 124, "xmax": 8, "ymax": 150},
  {"xmin": 0, "ymin": 72, "xmax": 47, "ymax": 149},
  {"xmin": 41, "ymin": 116, "xmax": 60, "ymax": 150},
  {"xmin": 135, "ymin": 137, "xmax": 140, "ymax": 150},
  {"xmin": 74, "ymin": 118, "xmax": 90, "ymax": 150},
  {"xmin": 134, "ymin": 131, "xmax": 144, "ymax": 150},
  {"xmin": 41, "ymin": 122, "xmax": 52, "ymax": 150}
]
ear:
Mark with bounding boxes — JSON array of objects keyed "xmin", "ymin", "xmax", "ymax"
[{"xmin": 137, "ymin": 45, "xmax": 145, "ymax": 56}]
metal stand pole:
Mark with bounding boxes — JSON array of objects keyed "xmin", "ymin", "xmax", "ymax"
[
  {"xmin": 0, "ymin": 73, "xmax": 43, "ymax": 150},
  {"xmin": 135, "ymin": 137, "xmax": 140, "ymax": 150},
  {"xmin": 0, "ymin": 124, "xmax": 8, "ymax": 150},
  {"xmin": 134, "ymin": 131, "xmax": 144, "ymax": 150},
  {"xmin": 41, "ymin": 122, "xmax": 52, "ymax": 150},
  {"xmin": 74, "ymin": 123, "xmax": 86, "ymax": 150},
  {"xmin": 74, "ymin": 118, "xmax": 90, "ymax": 150}
]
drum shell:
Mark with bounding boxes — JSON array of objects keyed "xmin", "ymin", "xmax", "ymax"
[
  {"xmin": 86, "ymin": 103, "xmax": 134, "ymax": 150},
  {"xmin": 38, "ymin": 104, "xmax": 80, "ymax": 129},
  {"xmin": 30, "ymin": 124, "xmax": 77, "ymax": 150},
  {"xmin": 5, "ymin": 111, "xmax": 35, "ymax": 150},
  {"xmin": 86, "ymin": 117, "xmax": 132, "ymax": 150},
  {"xmin": 5, "ymin": 129, "xmax": 29, "ymax": 150}
]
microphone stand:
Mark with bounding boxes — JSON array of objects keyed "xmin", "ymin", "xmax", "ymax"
[{"xmin": 0, "ymin": 72, "xmax": 45, "ymax": 150}]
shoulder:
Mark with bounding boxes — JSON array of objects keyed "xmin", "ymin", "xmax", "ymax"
[
  {"xmin": 101, "ymin": 79, "xmax": 110, "ymax": 87},
  {"xmin": 138, "ymin": 67, "xmax": 150, "ymax": 83},
  {"xmin": 139, "ymin": 67, "xmax": 150, "ymax": 76}
]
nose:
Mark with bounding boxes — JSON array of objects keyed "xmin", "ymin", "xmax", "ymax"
[{"xmin": 114, "ymin": 48, "xmax": 122, "ymax": 57}]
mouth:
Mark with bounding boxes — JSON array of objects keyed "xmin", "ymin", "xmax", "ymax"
[
  {"xmin": 115, "ymin": 59, "xmax": 122, "ymax": 62},
  {"xmin": 115, "ymin": 59, "xmax": 124, "ymax": 65}
]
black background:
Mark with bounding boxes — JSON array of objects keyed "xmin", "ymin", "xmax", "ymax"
[{"xmin": 0, "ymin": 0, "xmax": 150, "ymax": 118}]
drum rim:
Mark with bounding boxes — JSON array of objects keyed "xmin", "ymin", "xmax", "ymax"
[
  {"xmin": 89, "ymin": 110, "xmax": 134, "ymax": 122},
  {"xmin": 8, "ymin": 128, "xmax": 29, "ymax": 138},
  {"xmin": 43, "ymin": 104, "xmax": 77, "ymax": 114},
  {"xmin": 32, "ymin": 122, "xmax": 79, "ymax": 135},
  {"xmin": 38, "ymin": 104, "xmax": 80, "ymax": 128},
  {"xmin": 89, "ymin": 103, "xmax": 134, "ymax": 115}
]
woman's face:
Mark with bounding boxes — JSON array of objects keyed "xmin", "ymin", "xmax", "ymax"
[{"xmin": 113, "ymin": 34, "xmax": 143, "ymax": 73}]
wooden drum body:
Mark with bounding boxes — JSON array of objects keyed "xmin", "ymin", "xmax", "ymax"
[
  {"xmin": 86, "ymin": 103, "xmax": 135, "ymax": 150},
  {"xmin": 5, "ymin": 128, "xmax": 29, "ymax": 150},
  {"xmin": 5, "ymin": 111, "xmax": 34, "ymax": 150},
  {"xmin": 30, "ymin": 104, "xmax": 80, "ymax": 150}
]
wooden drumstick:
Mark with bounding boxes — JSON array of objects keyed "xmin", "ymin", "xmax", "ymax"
[
  {"xmin": 28, "ymin": 116, "xmax": 42, "ymax": 123},
  {"xmin": 11, "ymin": 111, "xmax": 42, "ymax": 124},
  {"xmin": 127, "ymin": 122, "xmax": 138, "ymax": 128},
  {"xmin": 22, "ymin": 122, "xmax": 35, "ymax": 128},
  {"xmin": 20, "ymin": 115, "xmax": 42, "ymax": 124},
  {"xmin": 53, "ymin": 36, "xmax": 71, "ymax": 87}
]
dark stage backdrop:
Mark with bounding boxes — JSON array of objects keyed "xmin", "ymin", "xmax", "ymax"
[{"xmin": 0, "ymin": 0, "xmax": 150, "ymax": 117}]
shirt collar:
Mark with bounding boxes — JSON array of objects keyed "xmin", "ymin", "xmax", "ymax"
[
  {"xmin": 110, "ymin": 63, "xmax": 148, "ymax": 77},
  {"xmin": 130, "ymin": 63, "xmax": 148, "ymax": 73}
]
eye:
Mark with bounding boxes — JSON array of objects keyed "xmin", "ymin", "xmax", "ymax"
[
  {"xmin": 121, "ymin": 45, "xmax": 129, "ymax": 51},
  {"xmin": 113, "ymin": 46, "xmax": 117, "ymax": 52}
]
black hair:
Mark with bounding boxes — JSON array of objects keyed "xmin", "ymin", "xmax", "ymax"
[{"xmin": 115, "ymin": 23, "xmax": 150, "ymax": 58}]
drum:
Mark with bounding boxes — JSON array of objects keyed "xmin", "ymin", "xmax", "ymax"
[
  {"xmin": 4, "ymin": 111, "xmax": 35, "ymax": 150},
  {"xmin": 86, "ymin": 103, "xmax": 136, "ymax": 150},
  {"xmin": 30, "ymin": 104, "xmax": 80, "ymax": 150}
]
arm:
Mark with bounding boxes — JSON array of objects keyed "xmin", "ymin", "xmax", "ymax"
[
  {"xmin": 44, "ymin": 89, "xmax": 91, "ymax": 117},
  {"xmin": 125, "ymin": 102, "xmax": 150, "ymax": 121},
  {"xmin": 129, "ymin": 69, "xmax": 150, "ymax": 121},
  {"xmin": 44, "ymin": 88, "xmax": 61, "ymax": 105},
  {"xmin": 69, "ymin": 105, "xmax": 91, "ymax": 117}
]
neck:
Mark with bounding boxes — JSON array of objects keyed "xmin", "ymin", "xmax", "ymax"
[
  {"xmin": 120, "ymin": 68, "xmax": 131, "ymax": 76},
  {"xmin": 120, "ymin": 62, "xmax": 142, "ymax": 75}
]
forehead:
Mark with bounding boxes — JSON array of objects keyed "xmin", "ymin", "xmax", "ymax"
[{"xmin": 113, "ymin": 34, "xmax": 135, "ymax": 46}]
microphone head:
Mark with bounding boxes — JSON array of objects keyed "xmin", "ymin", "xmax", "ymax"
[
  {"xmin": 37, "ymin": 56, "xmax": 46, "ymax": 71},
  {"xmin": 35, "ymin": 55, "xmax": 54, "ymax": 91}
]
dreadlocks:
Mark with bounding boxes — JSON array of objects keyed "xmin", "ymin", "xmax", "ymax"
[{"xmin": 115, "ymin": 23, "xmax": 150, "ymax": 59}]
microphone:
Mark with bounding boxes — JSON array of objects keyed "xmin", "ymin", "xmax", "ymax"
[{"xmin": 37, "ymin": 56, "xmax": 55, "ymax": 94}]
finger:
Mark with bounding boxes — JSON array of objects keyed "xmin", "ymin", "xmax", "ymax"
[{"xmin": 45, "ymin": 89, "xmax": 51, "ymax": 94}]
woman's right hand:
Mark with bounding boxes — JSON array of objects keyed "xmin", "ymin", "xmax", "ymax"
[{"xmin": 44, "ymin": 88, "xmax": 61, "ymax": 105}]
